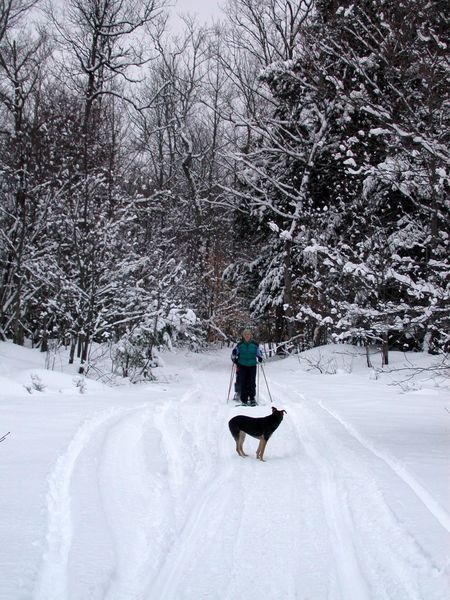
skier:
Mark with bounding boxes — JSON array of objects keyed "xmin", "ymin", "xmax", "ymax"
[{"xmin": 231, "ymin": 327, "xmax": 263, "ymax": 406}]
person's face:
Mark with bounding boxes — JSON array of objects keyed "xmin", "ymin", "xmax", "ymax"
[{"xmin": 243, "ymin": 330, "xmax": 252, "ymax": 341}]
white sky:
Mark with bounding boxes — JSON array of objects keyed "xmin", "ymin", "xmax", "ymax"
[{"xmin": 171, "ymin": 0, "xmax": 223, "ymax": 23}]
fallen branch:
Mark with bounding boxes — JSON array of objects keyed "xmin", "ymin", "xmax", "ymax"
[{"xmin": 0, "ymin": 432, "xmax": 10, "ymax": 443}]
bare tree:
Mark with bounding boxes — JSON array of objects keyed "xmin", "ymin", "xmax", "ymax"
[
  {"xmin": 225, "ymin": 0, "xmax": 313, "ymax": 65},
  {"xmin": 0, "ymin": 29, "xmax": 49, "ymax": 343},
  {"xmin": 131, "ymin": 20, "xmax": 242, "ymax": 337},
  {"xmin": 0, "ymin": 0, "xmax": 39, "ymax": 43},
  {"xmin": 47, "ymin": 0, "xmax": 167, "ymax": 130}
]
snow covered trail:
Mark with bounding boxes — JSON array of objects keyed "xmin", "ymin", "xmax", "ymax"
[
  {"xmin": 30, "ymin": 352, "xmax": 449, "ymax": 600},
  {"xmin": 285, "ymin": 392, "xmax": 443, "ymax": 600}
]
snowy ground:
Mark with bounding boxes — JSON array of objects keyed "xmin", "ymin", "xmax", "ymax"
[{"xmin": 0, "ymin": 341, "xmax": 449, "ymax": 600}]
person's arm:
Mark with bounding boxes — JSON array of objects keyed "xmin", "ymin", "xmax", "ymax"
[
  {"xmin": 231, "ymin": 344, "xmax": 240, "ymax": 363},
  {"xmin": 256, "ymin": 345, "xmax": 263, "ymax": 362}
]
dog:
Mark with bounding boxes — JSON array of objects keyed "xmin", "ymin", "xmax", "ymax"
[{"xmin": 228, "ymin": 406, "xmax": 287, "ymax": 461}]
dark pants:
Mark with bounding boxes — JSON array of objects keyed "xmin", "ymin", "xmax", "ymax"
[
  {"xmin": 234, "ymin": 366, "xmax": 241, "ymax": 399},
  {"xmin": 239, "ymin": 364, "xmax": 257, "ymax": 404}
]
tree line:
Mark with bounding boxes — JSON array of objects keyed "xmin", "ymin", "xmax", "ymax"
[{"xmin": 0, "ymin": 0, "xmax": 448, "ymax": 374}]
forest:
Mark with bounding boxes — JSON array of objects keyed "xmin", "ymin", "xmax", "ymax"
[{"xmin": 0, "ymin": 0, "xmax": 448, "ymax": 376}]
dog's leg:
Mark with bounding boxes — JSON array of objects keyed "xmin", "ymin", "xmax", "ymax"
[
  {"xmin": 237, "ymin": 430, "xmax": 248, "ymax": 457},
  {"xmin": 256, "ymin": 437, "xmax": 267, "ymax": 461},
  {"xmin": 256, "ymin": 437, "xmax": 263, "ymax": 460}
]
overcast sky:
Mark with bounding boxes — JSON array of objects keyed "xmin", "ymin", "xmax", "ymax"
[{"xmin": 172, "ymin": 0, "xmax": 223, "ymax": 23}]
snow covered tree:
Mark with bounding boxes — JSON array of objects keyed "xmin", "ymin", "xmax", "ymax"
[
  {"xmin": 1, "ymin": 0, "xmax": 446, "ymax": 360},
  {"xmin": 0, "ymin": 23, "xmax": 50, "ymax": 344},
  {"xmin": 25, "ymin": 0, "xmax": 170, "ymax": 367},
  {"xmin": 132, "ymin": 21, "xmax": 240, "ymax": 340},
  {"xmin": 222, "ymin": 0, "xmax": 319, "ymax": 345},
  {"xmin": 110, "ymin": 251, "xmax": 201, "ymax": 380},
  {"xmin": 227, "ymin": 0, "xmax": 449, "ymax": 355},
  {"xmin": 309, "ymin": 0, "xmax": 450, "ymax": 356}
]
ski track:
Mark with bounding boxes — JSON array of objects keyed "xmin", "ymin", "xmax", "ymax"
[
  {"xmin": 34, "ymin": 405, "xmax": 148, "ymax": 600},
  {"xmin": 315, "ymin": 398, "xmax": 450, "ymax": 533},
  {"xmin": 271, "ymin": 377, "xmax": 448, "ymax": 600},
  {"xmin": 33, "ymin": 362, "xmax": 449, "ymax": 600}
]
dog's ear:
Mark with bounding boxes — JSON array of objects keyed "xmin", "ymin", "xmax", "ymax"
[
  {"xmin": 272, "ymin": 406, "xmax": 277, "ymax": 413},
  {"xmin": 281, "ymin": 409, "xmax": 287, "ymax": 415}
]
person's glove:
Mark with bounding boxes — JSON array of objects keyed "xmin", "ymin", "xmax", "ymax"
[
  {"xmin": 232, "ymin": 356, "xmax": 239, "ymax": 364},
  {"xmin": 257, "ymin": 356, "xmax": 263, "ymax": 363}
]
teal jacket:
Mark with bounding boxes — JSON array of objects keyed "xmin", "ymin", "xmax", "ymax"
[{"xmin": 232, "ymin": 341, "xmax": 263, "ymax": 367}]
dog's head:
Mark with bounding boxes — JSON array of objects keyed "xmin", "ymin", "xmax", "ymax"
[{"xmin": 272, "ymin": 406, "xmax": 287, "ymax": 418}]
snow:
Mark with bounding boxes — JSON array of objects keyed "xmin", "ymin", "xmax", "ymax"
[
  {"xmin": 0, "ymin": 341, "xmax": 449, "ymax": 600},
  {"xmin": 342, "ymin": 260, "xmax": 376, "ymax": 282}
]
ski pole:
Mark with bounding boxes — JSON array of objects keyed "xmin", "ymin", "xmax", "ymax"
[
  {"xmin": 257, "ymin": 363, "xmax": 260, "ymax": 404},
  {"xmin": 260, "ymin": 363, "xmax": 273, "ymax": 403},
  {"xmin": 226, "ymin": 362, "xmax": 236, "ymax": 404}
]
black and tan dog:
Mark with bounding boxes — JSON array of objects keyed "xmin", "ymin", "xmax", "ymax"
[{"xmin": 228, "ymin": 406, "xmax": 287, "ymax": 461}]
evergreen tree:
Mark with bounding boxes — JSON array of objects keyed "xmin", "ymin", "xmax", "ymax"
[{"xmin": 230, "ymin": 0, "xmax": 449, "ymax": 355}]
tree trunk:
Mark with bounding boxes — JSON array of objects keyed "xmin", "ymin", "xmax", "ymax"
[
  {"xmin": 365, "ymin": 344, "xmax": 373, "ymax": 368},
  {"xmin": 382, "ymin": 333, "xmax": 389, "ymax": 366},
  {"xmin": 69, "ymin": 336, "xmax": 76, "ymax": 364},
  {"xmin": 79, "ymin": 334, "xmax": 90, "ymax": 373},
  {"xmin": 283, "ymin": 239, "xmax": 295, "ymax": 341},
  {"xmin": 12, "ymin": 271, "xmax": 24, "ymax": 346}
]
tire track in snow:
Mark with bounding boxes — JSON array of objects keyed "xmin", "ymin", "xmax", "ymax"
[
  {"xmin": 147, "ymin": 464, "xmax": 236, "ymax": 599},
  {"xmin": 273, "ymin": 377, "xmax": 446, "ymax": 600},
  {"xmin": 290, "ymin": 405, "xmax": 371, "ymax": 600},
  {"xmin": 35, "ymin": 376, "xmax": 220, "ymax": 600},
  {"xmin": 145, "ymin": 396, "xmax": 238, "ymax": 599},
  {"xmin": 288, "ymin": 402, "xmax": 424, "ymax": 600},
  {"xmin": 315, "ymin": 399, "xmax": 450, "ymax": 533},
  {"xmin": 99, "ymin": 406, "xmax": 175, "ymax": 600},
  {"xmin": 148, "ymin": 397, "xmax": 333, "ymax": 600},
  {"xmin": 34, "ymin": 405, "xmax": 148, "ymax": 600}
]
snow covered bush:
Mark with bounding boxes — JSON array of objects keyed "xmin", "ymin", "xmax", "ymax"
[
  {"xmin": 24, "ymin": 374, "xmax": 46, "ymax": 394},
  {"xmin": 73, "ymin": 377, "xmax": 87, "ymax": 394},
  {"xmin": 111, "ymin": 308, "xmax": 201, "ymax": 382}
]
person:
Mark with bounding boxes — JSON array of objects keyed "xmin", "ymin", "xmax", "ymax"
[{"xmin": 231, "ymin": 328, "xmax": 263, "ymax": 406}]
